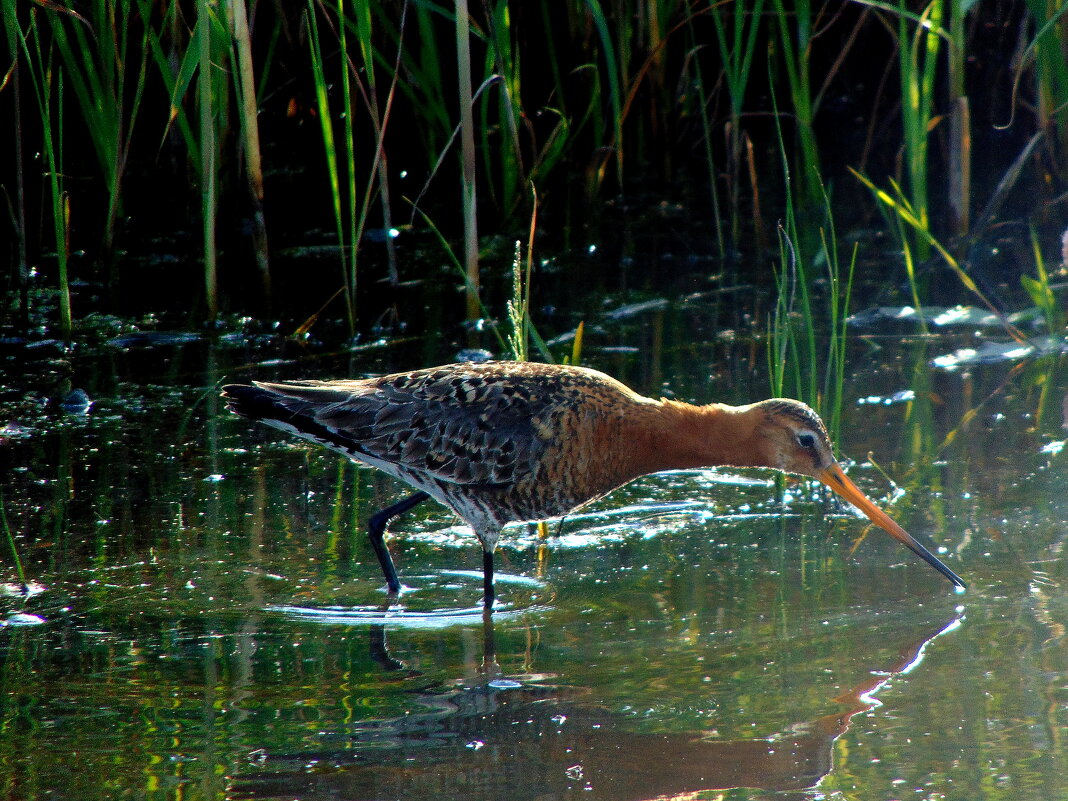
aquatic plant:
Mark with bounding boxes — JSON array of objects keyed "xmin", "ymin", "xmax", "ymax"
[
  {"xmin": 850, "ymin": 168, "xmax": 1027, "ymax": 342},
  {"xmin": 768, "ymin": 91, "xmax": 854, "ymax": 440},
  {"xmin": 709, "ymin": 0, "xmax": 764, "ymax": 252},
  {"xmin": 1021, "ymin": 0, "xmax": 1068, "ymax": 163},
  {"xmin": 12, "ymin": 4, "xmax": 72, "ymax": 339},
  {"xmin": 306, "ymin": 0, "xmax": 353, "ymax": 331},
  {"xmin": 505, "ymin": 240, "xmax": 530, "ymax": 362},
  {"xmin": 0, "ymin": 489, "xmax": 27, "ymax": 593},
  {"xmin": 196, "ymin": 0, "xmax": 224, "ymax": 321},
  {"xmin": 42, "ymin": 0, "xmax": 149, "ymax": 268},
  {"xmin": 456, "ymin": 0, "xmax": 480, "ymax": 321},
  {"xmin": 893, "ymin": 0, "xmax": 943, "ymax": 262},
  {"xmin": 231, "ymin": 0, "xmax": 270, "ymax": 300},
  {"xmin": 505, "ymin": 189, "xmax": 551, "ymax": 363},
  {"xmin": 768, "ymin": 0, "xmax": 822, "ymax": 214},
  {"xmin": 2, "ymin": 0, "xmax": 1067, "ymax": 341},
  {"xmin": 1022, "ymin": 226, "xmax": 1065, "ymax": 334}
]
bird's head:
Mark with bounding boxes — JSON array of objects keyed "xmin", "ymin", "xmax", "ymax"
[
  {"xmin": 750, "ymin": 398, "xmax": 836, "ymax": 477},
  {"xmin": 752, "ymin": 399, "xmax": 966, "ymax": 591}
]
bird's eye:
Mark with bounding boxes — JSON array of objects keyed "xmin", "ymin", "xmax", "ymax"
[{"xmin": 796, "ymin": 432, "xmax": 817, "ymax": 450}]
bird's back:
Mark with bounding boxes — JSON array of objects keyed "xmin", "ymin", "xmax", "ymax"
[{"xmin": 222, "ymin": 362, "xmax": 658, "ymax": 536}]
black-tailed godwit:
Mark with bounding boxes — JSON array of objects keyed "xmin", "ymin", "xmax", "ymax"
[{"xmin": 222, "ymin": 361, "xmax": 965, "ymax": 606}]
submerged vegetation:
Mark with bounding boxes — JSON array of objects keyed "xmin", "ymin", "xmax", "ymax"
[{"xmin": 1, "ymin": 0, "xmax": 1066, "ymax": 359}]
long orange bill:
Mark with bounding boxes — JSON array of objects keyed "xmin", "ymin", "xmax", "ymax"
[{"xmin": 818, "ymin": 463, "xmax": 966, "ymax": 591}]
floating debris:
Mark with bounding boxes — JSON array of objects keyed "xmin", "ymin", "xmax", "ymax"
[
  {"xmin": 929, "ymin": 338, "xmax": 1067, "ymax": 369},
  {"xmin": 0, "ymin": 421, "xmax": 32, "ymax": 441},
  {"xmin": 60, "ymin": 389, "xmax": 93, "ymax": 415},
  {"xmin": 849, "ymin": 305, "xmax": 1004, "ymax": 329},
  {"xmin": 857, "ymin": 390, "xmax": 916, "ymax": 406},
  {"xmin": 0, "ymin": 581, "xmax": 47, "ymax": 598},
  {"xmin": 601, "ymin": 298, "xmax": 670, "ymax": 320},
  {"xmin": 4, "ymin": 612, "xmax": 46, "ymax": 627},
  {"xmin": 106, "ymin": 331, "xmax": 202, "ymax": 349}
]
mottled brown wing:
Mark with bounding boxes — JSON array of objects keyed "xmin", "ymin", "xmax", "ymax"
[{"xmin": 251, "ymin": 365, "xmax": 568, "ymax": 487}]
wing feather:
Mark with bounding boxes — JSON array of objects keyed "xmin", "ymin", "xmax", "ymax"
[{"xmin": 240, "ymin": 365, "xmax": 563, "ymax": 487}]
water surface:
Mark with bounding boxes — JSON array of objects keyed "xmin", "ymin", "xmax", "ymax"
[{"xmin": 2, "ymin": 315, "xmax": 1066, "ymax": 800}]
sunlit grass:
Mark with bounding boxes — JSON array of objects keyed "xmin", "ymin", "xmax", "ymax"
[
  {"xmin": 306, "ymin": 0, "xmax": 354, "ymax": 331},
  {"xmin": 767, "ymin": 84, "xmax": 854, "ymax": 440},
  {"xmin": 850, "ymin": 168, "xmax": 1028, "ymax": 343},
  {"xmin": 894, "ymin": 0, "xmax": 943, "ymax": 263},
  {"xmin": 710, "ymin": 0, "xmax": 763, "ymax": 252},
  {"xmin": 1023, "ymin": 225, "xmax": 1065, "ymax": 334},
  {"xmin": 43, "ymin": 0, "xmax": 148, "ymax": 265},
  {"xmin": 1022, "ymin": 0, "xmax": 1068, "ymax": 157},
  {"xmin": 3, "ymin": 0, "xmax": 1067, "ymax": 337},
  {"xmin": 768, "ymin": 0, "xmax": 822, "ymax": 213},
  {"xmin": 196, "ymin": 0, "xmax": 222, "ymax": 322}
]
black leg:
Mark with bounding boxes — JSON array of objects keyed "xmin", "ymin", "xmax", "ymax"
[
  {"xmin": 367, "ymin": 491, "xmax": 429, "ymax": 593},
  {"xmin": 482, "ymin": 549, "xmax": 495, "ymax": 609},
  {"xmin": 368, "ymin": 624, "xmax": 406, "ymax": 672},
  {"xmin": 481, "ymin": 607, "xmax": 498, "ymax": 674}
]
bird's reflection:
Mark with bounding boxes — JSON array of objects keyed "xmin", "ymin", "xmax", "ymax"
[
  {"xmin": 231, "ymin": 609, "xmax": 963, "ymax": 800},
  {"xmin": 368, "ymin": 606, "xmax": 498, "ymax": 676}
]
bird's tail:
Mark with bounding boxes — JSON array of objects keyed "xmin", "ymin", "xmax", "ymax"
[{"xmin": 220, "ymin": 383, "xmax": 289, "ymax": 422}]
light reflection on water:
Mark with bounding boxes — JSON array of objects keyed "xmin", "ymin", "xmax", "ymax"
[{"xmin": 1, "ymin": 328, "xmax": 1067, "ymax": 800}]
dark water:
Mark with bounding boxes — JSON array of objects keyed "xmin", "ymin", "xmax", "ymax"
[{"xmin": 2, "ymin": 299, "xmax": 1067, "ymax": 800}]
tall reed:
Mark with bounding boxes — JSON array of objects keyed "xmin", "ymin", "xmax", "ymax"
[
  {"xmin": 353, "ymin": 0, "xmax": 402, "ymax": 286},
  {"xmin": 43, "ymin": 0, "xmax": 149, "ymax": 268},
  {"xmin": 597, "ymin": 1, "xmax": 626, "ymax": 181},
  {"xmin": 711, "ymin": 0, "xmax": 765, "ymax": 249},
  {"xmin": 197, "ymin": 0, "xmax": 220, "ymax": 321},
  {"xmin": 1022, "ymin": 0, "xmax": 1068, "ymax": 163},
  {"xmin": 2, "ymin": 0, "xmax": 29, "ymax": 329},
  {"xmin": 769, "ymin": 0, "xmax": 822, "ymax": 213},
  {"xmin": 767, "ymin": 90, "xmax": 853, "ymax": 439},
  {"xmin": 16, "ymin": 6, "xmax": 72, "ymax": 339},
  {"xmin": 231, "ymin": 0, "xmax": 271, "ymax": 301},
  {"xmin": 685, "ymin": 23, "xmax": 725, "ymax": 259},
  {"xmin": 456, "ymin": 0, "xmax": 480, "ymax": 321},
  {"xmin": 945, "ymin": 0, "xmax": 971, "ymax": 236},
  {"xmin": 479, "ymin": 0, "xmax": 523, "ymax": 215},
  {"xmin": 895, "ymin": 0, "xmax": 942, "ymax": 262},
  {"xmin": 306, "ymin": 0, "xmax": 355, "ymax": 331}
]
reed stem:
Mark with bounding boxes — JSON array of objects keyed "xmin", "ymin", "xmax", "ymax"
[
  {"xmin": 20, "ymin": 8, "xmax": 72, "ymax": 339},
  {"xmin": 456, "ymin": 0, "xmax": 480, "ymax": 321},
  {"xmin": 0, "ymin": 490, "xmax": 27, "ymax": 593},
  {"xmin": 197, "ymin": 0, "xmax": 218, "ymax": 321},
  {"xmin": 231, "ymin": 0, "xmax": 271, "ymax": 304}
]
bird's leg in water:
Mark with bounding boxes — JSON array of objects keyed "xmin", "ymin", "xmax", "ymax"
[
  {"xmin": 367, "ymin": 491, "xmax": 429, "ymax": 593},
  {"xmin": 483, "ymin": 549, "xmax": 495, "ymax": 608}
]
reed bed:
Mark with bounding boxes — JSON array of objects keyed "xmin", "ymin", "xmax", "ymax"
[{"xmin": 1, "ymin": 0, "xmax": 1065, "ymax": 349}]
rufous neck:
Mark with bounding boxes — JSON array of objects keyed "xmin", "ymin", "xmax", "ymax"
[{"xmin": 625, "ymin": 399, "xmax": 764, "ymax": 477}]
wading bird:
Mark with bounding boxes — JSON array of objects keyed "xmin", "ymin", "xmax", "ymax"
[{"xmin": 223, "ymin": 361, "xmax": 965, "ymax": 607}]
